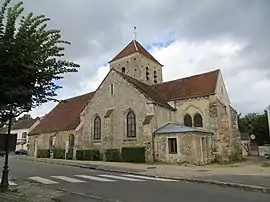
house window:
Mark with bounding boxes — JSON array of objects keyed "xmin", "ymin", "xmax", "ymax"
[
  {"xmin": 94, "ymin": 116, "xmax": 101, "ymax": 140},
  {"xmin": 184, "ymin": 114, "xmax": 192, "ymax": 127},
  {"xmin": 110, "ymin": 84, "xmax": 114, "ymax": 95},
  {"xmin": 127, "ymin": 111, "xmax": 136, "ymax": 138},
  {"xmin": 69, "ymin": 134, "xmax": 75, "ymax": 147},
  {"xmin": 22, "ymin": 132, "xmax": 27, "ymax": 139},
  {"xmin": 121, "ymin": 67, "xmax": 125, "ymax": 73},
  {"xmin": 194, "ymin": 113, "xmax": 203, "ymax": 127},
  {"xmin": 168, "ymin": 138, "xmax": 177, "ymax": 154}
]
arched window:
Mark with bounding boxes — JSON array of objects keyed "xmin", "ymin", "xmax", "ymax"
[
  {"xmin": 127, "ymin": 111, "xmax": 136, "ymax": 138},
  {"xmin": 194, "ymin": 113, "xmax": 203, "ymax": 127},
  {"xmin": 184, "ymin": 114, "xmax": 192, "ymax": 127},
  {"xmin": 69, "ymin": 134, "xmax": 75, "ymax": 147},
  {"xmin": 121, "ymin": 67, "xmax": 125, "ymax": 73},
  {"xmin": 94, "ymin": 116, "xmax": 101, "ymax": 140}
]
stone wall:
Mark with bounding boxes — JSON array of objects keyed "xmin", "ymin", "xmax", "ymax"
[
  {"xmin": 206, "ymin": 96, "xmax": 242, "ymax": 162},
  {"xmin": 229, "ymin": 105, "xmax": 242, "ymax": 160},
  {"xmin": 109, "ymin": 53, "xmax": 163, "ymax": 85},
  {"xmin": 81, "ymin": 70, "xmax": 163, "ymax": 162},
  {"xmin": 174, "ymin": 96, "xmax": 210, "ymax": 127},
  {"xmin": 154, "ymin": 132, "xmax": 213, "ymax": 165},
  {"xmin": 28, "ymin": 130, "xmax": 78, "ymax": 157}
]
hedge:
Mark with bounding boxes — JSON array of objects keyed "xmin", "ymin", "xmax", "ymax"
[
  {"xmin": 53, "ymin": 148, "xmax": 65, "ymax": 159},
  {"xmin": 105, "ymin": 149, "xmax": 121, "ymax": 162},
  {"xmin": 37, "ymin": 149, "xmax": 50, "ymax": 158},
  {"xmin": 122, "ymin": 147, "xmax": 145, "ymax": 163},
  {"xmin": 76, "ymin": 149, "xmax": 101, "ymax": 161}
]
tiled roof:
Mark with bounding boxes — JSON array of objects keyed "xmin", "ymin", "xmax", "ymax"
[
  {"xmin": 154, "ymin": 123, "xmax": 213, "ymax": 134},
  {"xmin": 116, "ymin": 70, "xmax": 176, "ymax": 111},
  {"xmin": 29, "ymin": 92, "xmax": 95, "ymax": 135},
  {"xmin": 11, "ymin": 118, "xmax": 39, "ymax": 130},
  {"xmin": 152, "ymin": 69, "xmax": 219, "ymax": 101},
  {"xmin": 109, "ymin": 40, "xmax": 162, "ymax": 65},
  {"xmin": 29, "ymin": 69, "xmax": 219, "ymax": 135}
]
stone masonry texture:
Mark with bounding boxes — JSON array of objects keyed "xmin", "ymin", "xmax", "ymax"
[{"xmin": 29, "ymin": 46, "xmax": 242, "ymax": 165}]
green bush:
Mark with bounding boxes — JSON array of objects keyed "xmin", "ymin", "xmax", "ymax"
[
  {"xmin": 37, "ymin": 149, "xmax": 50, "ymax": 158},
  {"xmin": 53, "ymin": 148, "xmax": 65, "ymax": 159},
  {"xmin": 105, "ymin": 149, "xmax": 121, "ymax": 162},
  {"xmin": 122, "ymin": 147, "xmax": 145, "ymax": 163},
  {"xmin": 76, "ymin": 149, "xmax": 101, "ymax": 161}
]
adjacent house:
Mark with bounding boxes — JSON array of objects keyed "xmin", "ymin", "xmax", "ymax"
[
  {"xmin": 28, "ymin": 40, "xmax": 242, "ymax": 165},
  {"xmin": 11, "ymin": 118, "xmax": 40, "ymax": 151}
]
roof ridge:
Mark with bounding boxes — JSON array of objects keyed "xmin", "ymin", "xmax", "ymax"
[
  {"xmin": 133, "ymin": 40, "xmax": 138, "ymax": 51},
  {"xmin": 153, "ymin": 69, "xmax": 220, "ymax": 86},
  {"xmin": 109, "ymin": 40, "xmax": 162, "ymax": 65},
  {"xmin": 63, "ymin": 91, "xmax": 95, "ymax": 102},
  {"xmin": 114, "ymin": 70, "xmax": 175, "ymax": 111}
]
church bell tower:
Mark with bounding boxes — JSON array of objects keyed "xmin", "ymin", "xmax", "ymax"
[{"xmin": 108, "ymin": 40, "xmax": 163, "ymax": 85}]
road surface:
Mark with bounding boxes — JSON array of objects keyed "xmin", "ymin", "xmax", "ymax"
[{"xmin": 1, "ymin": 156, "xmax": 270, "ymax": 202}]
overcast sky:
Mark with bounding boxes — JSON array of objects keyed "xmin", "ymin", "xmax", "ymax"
[{"xmin": 9, "ymin": 0, "xmax": 270, "ymax": 117}]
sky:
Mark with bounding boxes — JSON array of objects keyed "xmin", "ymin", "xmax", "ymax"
[{"xmin": 7, "ymin": 0, "xmax": 270, "ymax": 117}]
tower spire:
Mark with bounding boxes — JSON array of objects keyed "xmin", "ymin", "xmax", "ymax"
[{"xmin": 133, "ymin": 26, "xmax": 137, "ymax": 41}]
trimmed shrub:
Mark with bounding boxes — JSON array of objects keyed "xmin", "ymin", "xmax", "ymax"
[
  {"xmin": 76, "ymin": 149, "xmax": 101, "ymax": 161},
  {"xmin": 122, "ymin": 147, "xmax": 145, "ymax": 163},
  {"xmin": 105, "ymin": 149, "xmax": 121, "ymax": 162},
  {"xmin": 37, "ymin": 149, "xmax": 50, "ymax": 158},
  {"xmin": 53, "ymin": 148, "xmax": 65, "ymax": 159}
]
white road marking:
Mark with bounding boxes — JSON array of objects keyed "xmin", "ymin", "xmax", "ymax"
[
  {"xmin": 75, "ymin": 175, "xmax": 115, "ymax": 182},
  {"xmin": 28, "ymin": 176, "xmax": 59, "ymax": 185},
  {"xmin": 9, "ymin": 181, "xmax": 17, "ymax": 186},
  {"xmin": 98, "ymin": 174, "xmax": 145, "ymax": 182},
  {"xmin": 122, "ymin": 174, "xmax": 178, "ymax": 182},
  {"xmin": 51, "ymin": 176, "xmax": 86, "ymax": 183}
]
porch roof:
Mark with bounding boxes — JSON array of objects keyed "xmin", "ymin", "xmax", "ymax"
[{"xmin": 154, "ymin": 123, "xmax": 213, "ymax": 135}]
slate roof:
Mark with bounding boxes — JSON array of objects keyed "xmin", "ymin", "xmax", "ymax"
[
  {"xmin": 109, "ymin": 40, "xmax": 162, "ymax": 66},
  {"xmin": 154, "ymin": 123, "xmax": 213, "ymax": 134},
  {"xmin": 11, "ymin": 118, "xmax": 39, "ymax": 130},
  {"xmin": 152, "ymin": 69, "xmax": 219, "ymax": 101},
  {"xmin": 29, "ymin": 92, "xmax": 95, "ymax": 135}
]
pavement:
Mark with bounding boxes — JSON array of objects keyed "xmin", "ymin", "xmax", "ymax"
[
  {"xmin": 13, "ymin": 155, "xmax": 270, "ymax": 191},
  {"xmin": 0, "ymin": 156, "xmax": 270, "ymax": 201}
]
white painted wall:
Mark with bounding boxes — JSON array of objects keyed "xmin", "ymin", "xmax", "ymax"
[
  {"xmin": 11, "ymin": 128, "xmax": 30, "ymax": 151},
  {"xmin": 11, "ymin": 119, "xmax": 40, "ymax": 151}
]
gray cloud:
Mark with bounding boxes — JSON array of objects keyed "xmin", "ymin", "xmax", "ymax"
[{"xmin": 6, "ymin": 0, "xmax": 270, "ymax": 115}]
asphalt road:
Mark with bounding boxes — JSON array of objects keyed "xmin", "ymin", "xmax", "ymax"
[{"xmin": 1, "ymin": 157, "xmax": 270, "ymax": 202}]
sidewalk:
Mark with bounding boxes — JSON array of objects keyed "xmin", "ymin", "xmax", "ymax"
[{"xmin": 16, "ymin": 156, "xmax": 270, "ymax": 193}]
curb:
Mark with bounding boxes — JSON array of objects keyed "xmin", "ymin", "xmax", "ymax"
[{"xmin": 16, "ymin": 157, "xmax": 270, "ymax": 194}]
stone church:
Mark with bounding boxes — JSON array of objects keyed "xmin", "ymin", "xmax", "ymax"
[{"xmin": 29, "ymin": 40, "xmax": 242, "ymax": 165}]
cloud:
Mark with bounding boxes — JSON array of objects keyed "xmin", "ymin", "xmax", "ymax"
[{"xmin": 8, "ymin": 0, "xmax": 268, "ymax": 116}]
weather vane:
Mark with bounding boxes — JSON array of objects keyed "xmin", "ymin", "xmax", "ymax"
[{"xmin": 133, "ymin": 26, "xmax": 137, "ymax": 41}]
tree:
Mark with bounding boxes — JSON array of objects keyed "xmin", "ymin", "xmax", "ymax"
[
  {"xmin": 18, "ymin": 114, "xmax": 32, "ymax": 120},
  {"xmin": 0, "ymin": 0, "xmax": 79, "ymax": 190},
  {"xmin": 238, "ymin": 111, "xmax": 270, "ymax": 145}
]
